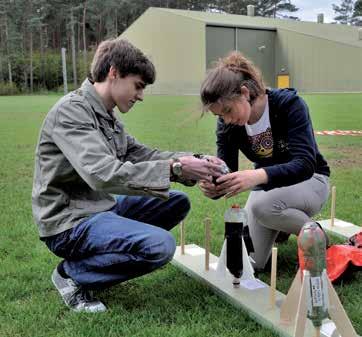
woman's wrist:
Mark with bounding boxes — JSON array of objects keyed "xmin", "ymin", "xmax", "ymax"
[{"xmin": 254, "ymin": 168, "xmax": 268, "ymax": 185}]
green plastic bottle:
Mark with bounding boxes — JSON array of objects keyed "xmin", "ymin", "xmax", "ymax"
[{"xmin": 298, "ymin": 222, "xmax": 329, "ymax": 328}]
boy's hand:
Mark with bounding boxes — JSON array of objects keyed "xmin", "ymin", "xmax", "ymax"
[{"xmin": 177, "ymin": 156, "xmax": 223, "ymax": 181}]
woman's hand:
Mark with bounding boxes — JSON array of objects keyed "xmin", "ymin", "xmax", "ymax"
[
  {"xmin": 215, "ymin": 169, "xmax": 268, "ymax": 198},
  {"xmin": 198, "ymin": 180, "xmax": 224, "ymax": 199}
]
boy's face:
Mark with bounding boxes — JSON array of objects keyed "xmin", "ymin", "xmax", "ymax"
[{"xmin": 110, "ymin": 73, "xmax": 146, "ymax": 113}]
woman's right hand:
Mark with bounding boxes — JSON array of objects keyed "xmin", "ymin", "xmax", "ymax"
[{"xmin": 198, "ymin": 180, "xmax": 224, "ymax": 199}]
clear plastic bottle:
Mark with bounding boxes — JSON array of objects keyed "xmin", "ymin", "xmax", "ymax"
[
  {"xmin": 224, "ymin": 204, "xmax": 247, "ymax": 286},
  {"xmin": 212, "ymin": 162, "xmax": 230, "ymax": 185},
  {"xmin": 298, "ymin": 222, "xmax": 329, "ymax": 328}
]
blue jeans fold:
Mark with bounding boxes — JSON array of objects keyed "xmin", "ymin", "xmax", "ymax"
[{"xmin": 45, "ymin": 190, "xmax": 190, "ymax": 289}]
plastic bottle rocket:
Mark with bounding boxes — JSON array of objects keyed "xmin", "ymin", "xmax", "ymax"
[
  {"xmin": 212, "ymin": 162, "xmax": 230, "ymax": 185},
  {"xmin": 298, "ymin": 222, "xmax": 329, "ymax": 329},
  {"xmin": 216, "ymin": 205, "xmax": 255, "ymax": 286},
  {"xmin": 281, "ymin": 221, "xmax": 358, "ymax": 337}
]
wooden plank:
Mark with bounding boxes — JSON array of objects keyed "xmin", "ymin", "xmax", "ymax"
[
  {"xmin": 327, "ymin": 277, "xmax": 359, "ymax": 337},
  {"xmin": 171, "ymin": 244, "xmax": 354, "ymax": 337},
  {"xmin": 318, "ymin": 219, "xmax": 360, "ymax": 240},
  {"xmin": 172, "ymin": 245, "xmax": 291, "ymax": 337},
  {"xmin": 293, "ymin": 271, "xmax": 308, "ymax": 337}
]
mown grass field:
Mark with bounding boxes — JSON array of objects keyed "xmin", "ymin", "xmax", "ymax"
[{"xmin": 0, "ymin": 93, "xmax": 361, "ymax": 337}]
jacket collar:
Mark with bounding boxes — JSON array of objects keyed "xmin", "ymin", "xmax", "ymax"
[
  {"xmin": 81, "ymin": 78, "xmax": 115, "ymax": 121},
  {"xmin": 267, "ymin": 88, "xmax": 298, "ymax": 113}
]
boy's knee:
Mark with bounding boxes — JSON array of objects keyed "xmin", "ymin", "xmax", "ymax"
[
  {"xmin": 165, "ymin": 191, "xmax": 191, "ymax": 229},
  {"xmin": 162, "ymin": 233, "xmax": 176, "ymax": 262},
  {"xmin": 171, "ymin": 190, "xmax": 191, "ymax": 215},
  {"xmin": 147, "ymin": 230, "xmax": 176, "ymax": 264}
]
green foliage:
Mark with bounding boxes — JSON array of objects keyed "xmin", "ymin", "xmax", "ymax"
[
  {"xmin": 0, "ymin": 82, "xmax": 21, "ymax": 95},
  {"xmin": 0, "ymin": 51, "xmax": 94, "ymax": 94},
  {"xmin": 253, "ymin": 0, "xmax": 299, "ymax": 18},
  {"xmin": 0, "ymin": 0, "xmax": 302, "ymax": 92},
  {"xmin": 9, "ymin": 52, "xmax": 62, "ymax": 91},
  {"xmin": 0, "ymin": 93, "xmax": 361, "ymax": 336},
  {"xmin": 352, "ymin": 0, "xmax": 362, "ymax": 25},
  {"xmin": 333, "ymin": 0, "xmax": 355, "ymax": 24}
]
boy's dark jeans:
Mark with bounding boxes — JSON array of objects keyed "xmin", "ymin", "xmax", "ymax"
[{"xmin": 45, "ymin": 190, "xmax": 190, "ymax": 289}]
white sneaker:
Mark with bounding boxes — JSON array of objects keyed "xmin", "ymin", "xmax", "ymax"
[{"xmin": 51, "ymin": 267, "xmax": 107, "ymax": 313}]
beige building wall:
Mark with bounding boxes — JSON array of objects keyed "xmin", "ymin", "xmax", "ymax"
[
  {"xmin": 121, "ymin": 8, "xmax": 362, "ymax": 94},
  {"xmin": 121, "ymin": 8, "xmax": 206, "ymax": 95},
  {"xmin": 276, "ymin": 29, "xmax": 362, "ymax": 92}
]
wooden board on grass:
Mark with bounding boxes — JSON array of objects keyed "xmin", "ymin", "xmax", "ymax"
[
  {"xmin": 172, "ymin": 244, "xmax": 359, "ymax": 337},
  {"xmin": 318, "ymin": 219, "xmax": 361, "ymax": 240}
]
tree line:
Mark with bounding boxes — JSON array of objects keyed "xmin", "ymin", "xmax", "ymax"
[{"xmin": 0, "ymin": 0, "xmax": 361, "ymax": 94}]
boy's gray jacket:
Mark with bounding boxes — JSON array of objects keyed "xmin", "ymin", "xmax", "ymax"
[{"xmin": 32, "ymin": 79, "xmax": 192, "ymax": 238}]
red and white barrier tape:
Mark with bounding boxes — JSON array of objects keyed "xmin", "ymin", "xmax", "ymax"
[{"xmin": 314, "ymin": 130, "xmax": 362, "ymax": 136}]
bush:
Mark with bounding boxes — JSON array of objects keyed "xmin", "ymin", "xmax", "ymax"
[
  {"xmin": 0, "ymin": 82, "xmax": 21, "ymax": 95},
  {"xmin": 0, "ymin": 50, "xmax": 96, "ymax": 93},
  {"xmin": 56, "ymin": 82, "xmax": 78, "ymax": 93}
]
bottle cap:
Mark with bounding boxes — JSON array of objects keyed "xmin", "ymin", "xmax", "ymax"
[{"xmin": 231, "ymin": 204, "xmax": 240, "ymax": 209}]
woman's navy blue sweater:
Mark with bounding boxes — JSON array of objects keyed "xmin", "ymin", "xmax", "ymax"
[{"xmin": 216, "ymin": 88, "xmax": 330, "ymax": 191}]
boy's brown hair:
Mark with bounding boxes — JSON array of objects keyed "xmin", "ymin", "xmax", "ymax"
[{"xmin": 91, "ymin": 38, "xmax": 155, "ymax": 84}]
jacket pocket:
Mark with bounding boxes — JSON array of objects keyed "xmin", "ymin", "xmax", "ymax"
[
  {"xmin": 113, "ymin": 132, "xmax": 127, "ymax": 159},
  {"xmin": 99, "ymin": 123, "xmax": 127, "ymax": 159}
]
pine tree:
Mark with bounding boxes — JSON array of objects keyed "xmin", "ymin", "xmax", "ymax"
[
  {"xmin": 352, "ymin": 0, "xmax": 362, "ymax": 25},
  {"xmin": 333, "ymin": 0, "xmax": 355, "ymax": 24},
  {"xmin": 254, "ymin": 0, "xmax": 298, "ymax": 19},
  {"xmin": 211, "ymin": 0, "xmax": 299, "ymax": 19},
  {"xmin": 0, "ymin": 0, "xmax": 301, "ymax": 90}
]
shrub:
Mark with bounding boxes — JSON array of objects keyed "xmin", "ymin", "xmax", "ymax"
[{"xmin": 0, "ymin": 82, "xmax": 21, "ymax": 95}]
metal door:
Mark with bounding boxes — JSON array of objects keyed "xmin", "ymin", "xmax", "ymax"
[
  {"xmin": 236, "ymin": 28, "xmax": 275, "ymax": 87},
  {"xmin": 206, "ymin": 26, "xmax": 235, "ymax": 69}
]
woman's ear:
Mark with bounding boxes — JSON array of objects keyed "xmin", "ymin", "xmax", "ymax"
[{"xmin": 240, "ymin": 85, "xmax": 250, "ymax": 100}]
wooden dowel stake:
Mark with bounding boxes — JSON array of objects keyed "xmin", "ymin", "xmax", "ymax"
[
  {"xmin": 330, "ymin": 186, "xmax": 336, "ymax": 227},
  {"xmin": 270, "ymin": 247, "xmax": 278, "ymax": 308},
  {"xmin": 180, "ymin": 221, "xmax": 185, "ymax": 255},
  {"xmin": 204, "ymin": 218, "xmax": 211, "ymax": 271}
]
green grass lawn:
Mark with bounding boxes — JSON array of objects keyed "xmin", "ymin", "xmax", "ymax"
[{"xmin": 0, "ymin": 93, "xmax": 361, "ymax": 337}]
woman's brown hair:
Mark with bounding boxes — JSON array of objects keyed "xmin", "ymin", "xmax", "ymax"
[{"xmin": 200, "ymin": 51, "xmax": 266, "ymax": 110}]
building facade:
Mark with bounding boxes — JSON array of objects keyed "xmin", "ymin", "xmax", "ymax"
[{"xmin": 121, "ymin": 8, "xmax": 362, "ymax": 94}]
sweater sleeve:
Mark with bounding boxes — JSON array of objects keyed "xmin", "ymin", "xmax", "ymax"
[{"xmin": 262, "ymin": 96, "xmax": 317, "ymax": 190}]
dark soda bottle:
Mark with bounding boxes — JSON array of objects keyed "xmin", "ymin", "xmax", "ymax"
[{"xmin": 224, "ymin": 204, "xmax": 247, "ymax": 284}]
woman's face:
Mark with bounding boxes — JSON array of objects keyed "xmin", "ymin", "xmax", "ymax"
[{"xmin": 209, "ymin": 96, "xmax": 251, "ymax": 126}]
